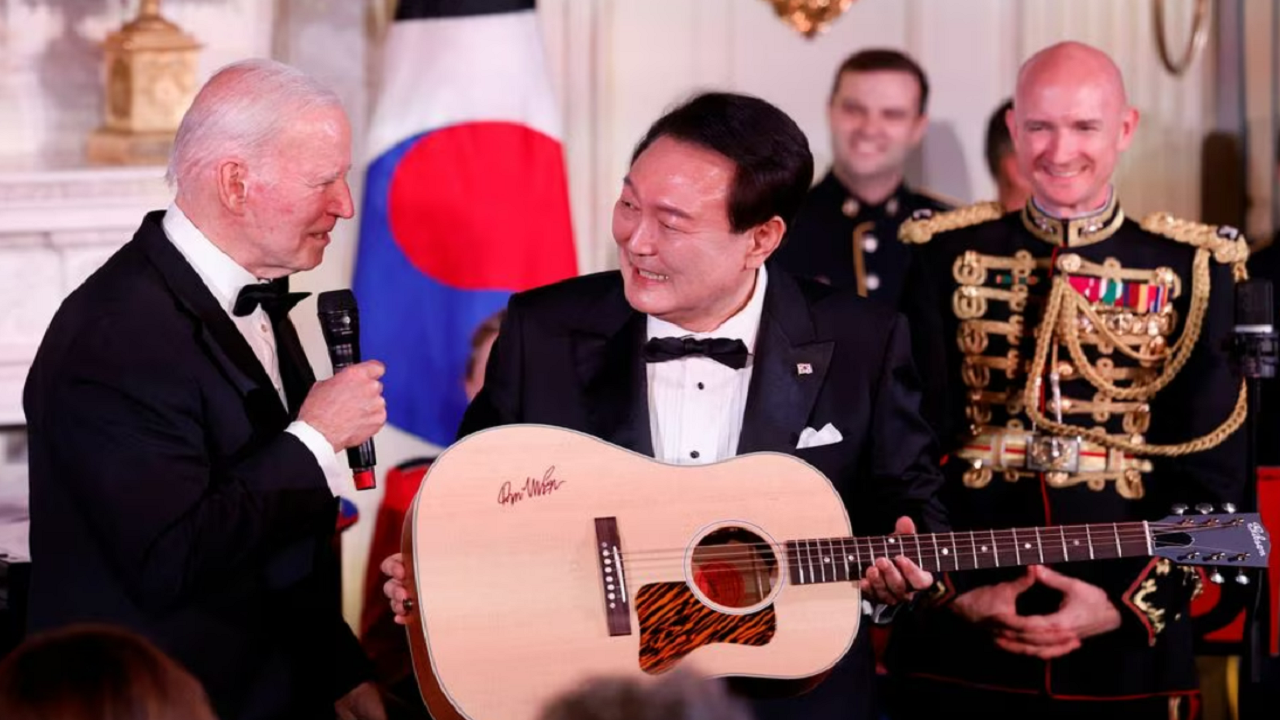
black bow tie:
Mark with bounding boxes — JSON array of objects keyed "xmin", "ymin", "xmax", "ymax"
[
  {"xmin": 643, "ymin": 336, "xmax": 749, "ymax": 370},
  {"xmin": 233, "ymin": 279, "xmax": 310, "ymax": 321}
]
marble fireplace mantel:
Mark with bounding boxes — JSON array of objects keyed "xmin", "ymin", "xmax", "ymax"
[{"xmin": 0, "ymin": 159, "xmax": 172, "ymax": 427}]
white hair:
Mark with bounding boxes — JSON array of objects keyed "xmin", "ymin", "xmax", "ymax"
[{"xmin": 165, "ymin": 58, "xmax": 344, "ymax": 192}]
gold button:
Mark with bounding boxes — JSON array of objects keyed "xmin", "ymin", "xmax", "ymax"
[{"xmin": 1057, "ymin": 253, "xmax": 1082, "ymax": 273}]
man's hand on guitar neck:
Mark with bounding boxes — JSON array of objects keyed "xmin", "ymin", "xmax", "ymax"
[
  {"xmin": 859, "ymin": 516, "xmax": 935, "ymax": 606},
  {"xmin": 380, "ymin": 553, "xmax": 412, "ymax": 625},
  {"xmin": 950, "ymin": 564, "xmax": 1122, "ymax": 659}
]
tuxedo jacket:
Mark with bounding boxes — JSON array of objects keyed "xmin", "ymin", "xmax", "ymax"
[
  {"xmin": 23, "ymin": 211, "xmax": 371, "ymax": 720},
  {"xmin": 459, "ymin": 263, "xmax": 948, "ymax": 720}
]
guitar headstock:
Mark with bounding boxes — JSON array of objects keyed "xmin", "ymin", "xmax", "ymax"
[{"xmin": 1151, "ymin": 505, "xmax": 1269, "ymax": 584}]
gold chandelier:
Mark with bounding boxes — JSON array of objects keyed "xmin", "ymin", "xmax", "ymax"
[{"xmin": 763, "ymin": 0, "xmax": 857, "ymax": 39}]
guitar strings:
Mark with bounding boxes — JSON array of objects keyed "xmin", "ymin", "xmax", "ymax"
[
  {"xmin": 615, "ymin": 523, "xmax": 1247, "ymax": 568},
  {"xmin": 618, "ymin": 523, "xmax": 1178, "ymax": 558}
]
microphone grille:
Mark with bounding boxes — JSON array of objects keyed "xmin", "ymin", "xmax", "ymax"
[
  {"xmin": 318, "ymin": 289, "xmax": 358, "ymax": 314},
  {"xmin": 1236, "ymin": 279, "xmax": 1274, "ymax": 327}
]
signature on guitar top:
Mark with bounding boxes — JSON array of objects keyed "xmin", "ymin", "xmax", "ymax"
[{"xmin": 398, "ymin": 424, "xmax": 1271, "ymax": 720}]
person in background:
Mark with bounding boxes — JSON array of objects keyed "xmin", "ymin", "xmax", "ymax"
[
  {"xmin": 462, "ymin": 310, "xmax": 506, "ymax": 402},
  {"xmin": 984, "ymin": 97, "xmax": 1032, "ymax": 213},
  {"xmin": 536, "ymin": 669, "xmax": 753, "ymax": 720},
  {"xmin": 0, "ymin": 623, "xmax": 219, "ymax": 720},
  {"xmin": 772, "ymin": 48, "xmax": 952, "ymax": 305}
]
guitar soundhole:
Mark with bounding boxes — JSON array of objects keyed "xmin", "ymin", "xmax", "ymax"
[{"xmin": 690, "ymin": 527, "xmax": 779, "ymax": 610}]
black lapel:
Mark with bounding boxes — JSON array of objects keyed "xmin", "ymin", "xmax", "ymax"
[
  {"xmin": 274, "ymin": 312, "xmax": 316, "ymax": 419},
  {"xmin": 737, "ymin": 266, "xmax": 834, "ymax": 454},
  {"xmin": 135, "ymin": 210, "xmax": 289, "ymax": 421},
  {"xmin": 571, "ymin": 284, "xmax": 654, "ymax": 457}
]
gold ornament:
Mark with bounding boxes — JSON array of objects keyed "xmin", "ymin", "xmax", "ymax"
[
  {"xmin": 1153, "ymin": 0, "xmax": 1211, "ymax": 77},
  {"xmin": 763, "ymin": 0, "xmax": 857, "ymax": 39},
  {"xmin": 87, "ymin": 0, "xmax": 202, "ymax": 165}
]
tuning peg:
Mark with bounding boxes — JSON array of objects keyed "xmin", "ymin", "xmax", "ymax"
[
  {"xmin": 1221, "ymin": 502, "xmax": 1237, "ymax": 513},
  {"xmin": 1209, "ymin": 570, "xmax": 1225, "ymax": 584},
  {"xmin": 1236, "ymin": 571, "xmax": 1251, "ymax": 586},
  {"xmin": 1195, "ymin": 503, "xmax": 1214, "ymax": 515},
  {"xmin": 1171, "ymin": 503, "xmax": 1188, "ymax": 515}
]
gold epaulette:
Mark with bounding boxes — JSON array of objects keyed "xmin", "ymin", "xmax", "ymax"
[
  {"xmin": 899, "ymin": 201, "xmax": 1004, "ymax": 245},
  {"xmin": 1139, "ymin": 212, "xmax": 1250, "ymax": 280}
]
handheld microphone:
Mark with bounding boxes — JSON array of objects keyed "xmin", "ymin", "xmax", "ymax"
[
  {"xmin": 1233, "ymin": 278, "xmax": 1278, "ymax": 380},
  {"xmin": 317, "ymin": 289, "xmax": 377, "ymax": 491}
]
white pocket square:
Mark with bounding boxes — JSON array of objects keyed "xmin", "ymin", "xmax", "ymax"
[{"xmin": 796, "ymin": 422, "xmax": 843, "ymax": 449}]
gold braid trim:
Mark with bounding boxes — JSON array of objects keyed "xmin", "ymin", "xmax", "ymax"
[
  {"xmin": 1060, "ymin": 250, "xmax": 1207, "ymax": 398},
  {"xmin": 899, "ymin": 201, "xmax": 1004, "ymax": 245},
  {"xmin": 1140, "ymin": 212, "xmax": 1251, "ymax": 281},
  {"xmin": 1022, "ymin": 256, "xmax": 1248, "ymax": 457}
]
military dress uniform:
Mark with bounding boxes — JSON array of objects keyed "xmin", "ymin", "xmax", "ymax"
[
  {"xmin": 886, "ymin": 196, "xmax": 1251, "ymax": 720},
  {"xmin": 772, "ymin": 170, "xmax": 952, "ymax": 304}
]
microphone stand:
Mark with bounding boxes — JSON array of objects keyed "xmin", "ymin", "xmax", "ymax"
[{"xmin": 1232, "ymin": 282, "xmax": 1278, "ymax": 716}]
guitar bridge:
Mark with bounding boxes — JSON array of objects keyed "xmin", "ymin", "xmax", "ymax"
[{"xmin": 594, "ymin": 517, "xmax": 632, "ymax": 636}]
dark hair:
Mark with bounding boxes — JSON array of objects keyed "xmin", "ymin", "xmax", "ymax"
[
  {"xmin": 830, "ymin": 48, "xmax": 930, "ymax": 115},
  {"xmin": 536, "ymin": 669, "xmax": 753, "ymax": 720},
  {"xmin": 629, "ymin": 92, "xmax": 814, "ymax": 233},
  {"xmin": 464, "ymin": 308, "xmax": 506, "ymax": 381},
  {"xmin": 985, "ymin": 98, "xmax": 1015, "ymax": 180},
  {"xmin": 0, "ymin": 624, "xmax": 219, "ymax": 720}
]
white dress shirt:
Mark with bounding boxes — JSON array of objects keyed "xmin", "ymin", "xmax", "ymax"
[
  {"xmin": 645, "ymin": 266, "xmax": 890, "ymax": 620},
  {"xmin": 162, "ymin": 203, "xmax": 349, "ymax": 496},
  {"xmin": 645, "ymin": 265, "xmax": 768, "ymax": 465}
]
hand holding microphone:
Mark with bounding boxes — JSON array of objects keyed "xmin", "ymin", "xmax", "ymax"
[{"xmin": 298, "ymin": 290, "xmax": 384, "ymax": 490}]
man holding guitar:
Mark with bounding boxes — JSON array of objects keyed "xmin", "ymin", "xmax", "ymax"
[{"xmin": 382, "ymin": 91, "xmax": 946, "ymax": 720}]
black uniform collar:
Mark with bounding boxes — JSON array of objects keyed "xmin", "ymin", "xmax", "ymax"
[
  {"xmin": 828, "ymin": 172, "xmax": 909, "ymax": 220},
  {"xmin": 1021, "ymin": 189, "xmax": 1125, "ymax": 247}
]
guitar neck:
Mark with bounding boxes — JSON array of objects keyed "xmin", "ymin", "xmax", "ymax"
[{"xmin": 783, "ymin": 522, "xmax": 1152, "ymax": 585}]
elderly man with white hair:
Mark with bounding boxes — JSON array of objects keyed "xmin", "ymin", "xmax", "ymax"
[{"xmin": 23, "ymin": 59, "xmax": 388, "ymax": 720}]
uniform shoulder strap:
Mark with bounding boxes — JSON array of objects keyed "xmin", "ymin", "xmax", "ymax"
[
  {"xmin": 1140, "ymin": 212, "xmax": 1250, "ymax": 278},
  {"xmin": 899, "ymin": 201, "xmax": 1004, "ymax": 245}
]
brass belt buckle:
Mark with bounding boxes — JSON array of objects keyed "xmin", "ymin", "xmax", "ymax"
[{"xmin": 1026, "ymin": 433, "xmax": 1081, "ymax": 473}]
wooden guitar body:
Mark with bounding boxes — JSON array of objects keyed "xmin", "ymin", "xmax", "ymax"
[
  {"xmin": 400, "ymin": 424, "xmax": 1272, "ymax": 720},
  {"xmin": 402, "ymin": 424, "xmax": 861, "ymax": 720}
]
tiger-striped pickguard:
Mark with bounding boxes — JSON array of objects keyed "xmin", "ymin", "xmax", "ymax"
[{"xmin": 635, "ymin": 582, "xmax": 777, "ymax": 674}]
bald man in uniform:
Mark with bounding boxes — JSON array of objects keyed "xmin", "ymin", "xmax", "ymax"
[{"xmin": 885, "ymin": 41, "xmax": 1249, "ymax": 720}]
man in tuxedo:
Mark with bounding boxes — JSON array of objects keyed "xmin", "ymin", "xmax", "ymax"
[
  {"xmin": 24, "ymin": 59, "xmax": 387, "ymax": 720},
  {"xmin": 381, "ymin": 91, "xmax": 943, "ymax": 720}
]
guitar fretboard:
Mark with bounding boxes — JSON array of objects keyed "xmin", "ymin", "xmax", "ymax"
[{"xmin": 783, "ymin": 522, "xmax": 1152, "ymax": 585}]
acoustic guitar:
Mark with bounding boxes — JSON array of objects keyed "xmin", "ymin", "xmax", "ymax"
[{"xmin": 399, "ymin": 424, "xmax": 1271, "ymax": 720}]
